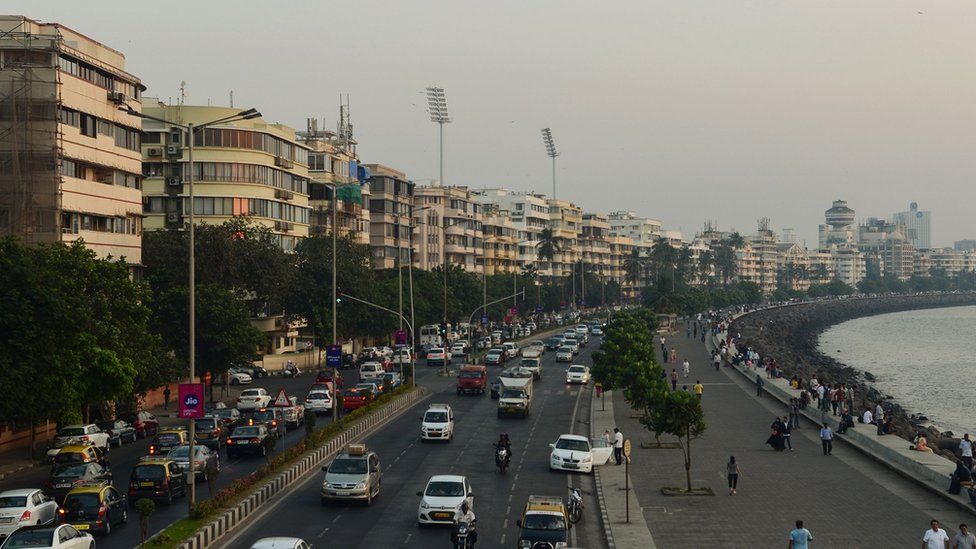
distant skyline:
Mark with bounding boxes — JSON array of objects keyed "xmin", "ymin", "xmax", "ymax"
[{"xmin": 8, "ymin": 1, "xmax": 975, "ymax": 247}]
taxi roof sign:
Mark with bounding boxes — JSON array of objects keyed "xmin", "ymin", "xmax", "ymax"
[{"xmin": 271, "ymin": 388, "xmax": 290, "ymax": 407}]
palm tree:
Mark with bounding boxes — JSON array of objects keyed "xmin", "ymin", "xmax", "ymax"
[
  {"xmin": 697, "ymin": 250, "xmax": 714, "ymax": 287},
  {"xmin": 535, "ymin": 227, "xmax": 560, "ymax": 286},
  {"xmin": 812, "ymin": 263, "xmax": 829, "ymax": 283},
  {"xmin": 675, "ymin": 245, "xmax": 693, "ymax": 286},
  {"xmin": 623, "ymin": 248, "xmax": 644, "ymax": 302},
  {"xmin": 713, "ymin": 244, "xmax": 737, "ymax": 286},
  {"xmin": 520, "ymin": 263, "xmax": 541, "ymax": 305}
]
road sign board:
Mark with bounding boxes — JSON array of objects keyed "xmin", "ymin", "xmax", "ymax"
[
  {"xmin": 535, "ymin": 304, "xmax": 543, "ymax": 313},
  {"xmin": 178, "ymin": 383, "xmax": 205, "ymax": 419},
  {"xmin": 271, "ymin": 388, "xmax": 291, "ymax": 407},
  {"xmin": 481, "ymin": 314, "xmax": 489, "ymax": 326},
  {"xmin": 326, "ymin": 345, "xmax": 341, "ymax": 367},
  {"xmin": 395, "ymin": 330, "xmax": 407, "ymax": 345},
  {"xmin": 623, "ymin": 439, "xmax": 632, "ymax": 458}
]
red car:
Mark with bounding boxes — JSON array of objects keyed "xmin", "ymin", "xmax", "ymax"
[
  {"xmin": 314, "ymin": 371, "xmax": 343, "ymax": 389},
  {"xmin": 342, "ymin": 388, "xmax": 373, "ymax": 412},
  {"xmin": 120, "ymin": 411, "xmax": 159, "ymax": 439}
]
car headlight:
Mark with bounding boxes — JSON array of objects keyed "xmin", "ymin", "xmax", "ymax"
[
  {"xmin": 582, "ymin": 456, "xmax": 592, "ymax": 463},
  {"xmin": 556, "ymin": 543, "xmax": 569, "ymax": 549},
  {"xmin": 550, "ymin": 453, "xmax": 560, "ymax": 461},
  {"xmin": 521, "ymin": 542, "xmax": 532, "ymax": 549},
  {"xmin": 356, "ymin": 482, "xmax": 366, "ymax": 489},
  {"xmin": 420, "ymin": 500, "xmax": 430, "ymax": 509}
]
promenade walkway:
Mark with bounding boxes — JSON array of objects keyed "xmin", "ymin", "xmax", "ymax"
[{"xmin": 611, "ymin": 327, "xmax": 973, "ymax": 547}]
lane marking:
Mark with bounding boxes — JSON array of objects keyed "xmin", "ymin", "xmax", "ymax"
[{"xmin": 317, "ymin": 527, "xmax": 328, "ymax": 538}]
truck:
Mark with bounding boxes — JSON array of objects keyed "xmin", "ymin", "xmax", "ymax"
[
  {"xmin": 456, "ymin": 365, "xmax": 487, "ymax": 395},
  {"xmin": 520, "ymin": 355, "xmax": 543, "ymax": 380},
  {"xmin": 497, "ymin": 375, "xmax": 533, "ymax": 418}
]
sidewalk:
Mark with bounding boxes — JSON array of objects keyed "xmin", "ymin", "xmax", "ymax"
[
  {"xmin": 591, "ymin": 389, "xmax": 657, "ymax": 549},
  {"xmin": 609, "ymin": 326, "xmax": 973, "ymax": 547}
]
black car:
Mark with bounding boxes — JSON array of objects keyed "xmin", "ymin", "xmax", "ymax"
[
  {"xmin": 44, "ymin": 462, "xmax": 113, "ymax": 503},
  {"xmin": 96, "ymin": 420, "xmax": 137, "ymax": 447},
  {"xmin": 546, "ymin": 337, "xmax": 565, "ymax": 351},
  {"xmin": 192, "ymin": 416, "xmax": 226, "ymax": 450},
  {"xmin": 128, "ymin": 458, "xmax": 186, "ymax": 505},
  {"xmin": 242, "ymin": 408, "xmax": 285, "ymax": 437},
  {"xmin": 226, "ymin": 425, "xmax": 274, "ymax": 459},
  {"xmin": 239, "ymin": 364, "xmax": 269, "ymax": 379}
]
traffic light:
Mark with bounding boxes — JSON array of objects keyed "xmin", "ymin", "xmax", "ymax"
[
  {"xmin": 335, "ymin": 288, "xmax": 343, "ymax": 304},
  {"xmin": 439, "ymin": 322, "xmax": 447, "ymax": 336}
]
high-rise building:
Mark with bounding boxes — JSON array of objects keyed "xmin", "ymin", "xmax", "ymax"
[
  {"xmin": 608, "ymin": 211, "xmax": 662, "ymax": 257},
  {"xmin": 892, "ymin": 202, "xmax": 931, "ymax": 250},
  {"xmin": 412, "ymin": 185, "xmax": 483, "ymax": 273},
  {"xmin": 363, "ymin": 164, "xmax": 412, "ymax": 269},
  {"xmin": 474, "ymin": 189, "xmax": 549, "ymax": 276},
  {"xmin": 0, "ymin": 16, "xmax": 145, "ymax": 270},
  {"xmin": 480, "ymin": 204, "xmax": 521, "ymax": 275},
  {"xmin": 141, "ymin": 101, "xmax": 311, "ymax": 252},
  {"xmin": 954, "ymin": 239, "xmax": 976, "ymax": 252},
  {"xmin": 858, "ymin": 218, "xmax": 915, "ymax": 280},
  {"xmin": 818, "ymin": 200, "xmax": 857, "ymax": 248}
]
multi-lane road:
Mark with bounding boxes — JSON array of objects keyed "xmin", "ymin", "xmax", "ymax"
[{"xmin": 218, "ymin": 340, "xmax": 608, "ymax": 549}]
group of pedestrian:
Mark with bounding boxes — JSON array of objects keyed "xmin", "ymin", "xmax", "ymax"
[
  {"xmin": 783, "ymin": 519, "xmax": 975, "ymax": 548},
  {"xmin": 765, "ymin": 416, "xmax": 793, "ymax": 451}
]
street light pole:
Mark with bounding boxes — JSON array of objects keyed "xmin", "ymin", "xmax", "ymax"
[{"xmin": 331, "ymin": 183, "xmax": 339, "ymax": 423}]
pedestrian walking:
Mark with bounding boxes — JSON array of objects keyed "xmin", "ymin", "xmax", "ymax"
[
  {"xmin": 952, "ymin": 523, "xmax": 975, "ymax": 549},
  {"xmin": 789, "ymin": 399, "xmax": 800, "ymax": 429},
  {"xmin": 613, "ymin": 428, "xmax": 624, "ymax": 465},
  {"xmin": 819, "ymin": 423, "xmax": 834, "ymax": 455},
  {"xmin": 713, "ymin": 352, "xmax": 721, "ymax": 371},
  {"xmin": 669, "ymin": 348, "xmax": 677, "ymax": 364},
  {"xmin": 726, "ymin": 455, "xmax": 742, "ymax": 495},
  {"xmin": 755, "ymin": 374, "xmax": 765, "ymax": 397},
  {"xmin": 682, "ymin": 359, "xmax": 690, "ymax": 378},
  {"xmin": 660, "ymin": 337, "xmax": 667, "ymax": 359},
  {"xmin": 693, "ymin": 380, "xmax": 704, "ymax": 399},
  {"xmin": 781, "ymin": 416, "xmax": 793, "ymax": 451},
  {"xmin": 789, "ymin": 520, "xmax": 813, "ymax": 549},
  {"xmin": 163, "ymin": 386, "xmax": 171, "ymax": 410},
  {"xmin": 686, "ymin": 326, "xmax": 691, "ymax": 339},
  {"xmin": 671, "ymin": 369, "xmax": 678, "ymax": 391},
  {"xmin": 922, "ymin": 519, "xmax": 950, "ymax": 549},
  {"xmin": 960, "ymin": 434, "xmax": 974, "ymax": 470}
]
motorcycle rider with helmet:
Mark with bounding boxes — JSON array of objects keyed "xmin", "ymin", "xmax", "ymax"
[
  {"xmin": 451, "ymin": 501, "xmax": 477, "ymax": 547},
  {"xmin": 495, "ymin": 434, "xmax": 512, "ymax": 467}
]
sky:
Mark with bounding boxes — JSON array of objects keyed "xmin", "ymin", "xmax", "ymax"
[{"xmin": 10, "ymin": 0, "xmax": 976, "ymax": 247}]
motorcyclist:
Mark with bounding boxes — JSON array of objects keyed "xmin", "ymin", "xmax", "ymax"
[
  {"xmin": 495, "ymin": 434, "xmax": 512, "ymax": 466},
  {"xmin": 284, "ymin": 360, "xmax": 300, "ymax": 377},
  {"xmin": 451, "ymin": 501, "xmax": 477, "ymax": 546}
]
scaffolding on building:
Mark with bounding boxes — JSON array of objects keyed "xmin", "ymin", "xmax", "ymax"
[{"xmin": 0, "ymin": 16, "xmax": 61, "ymax": 245}]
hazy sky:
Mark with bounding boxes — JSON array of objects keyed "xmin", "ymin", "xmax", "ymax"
[{"xmin": 12, "ymin": 1, "xmax": 976, "ymax": 247}]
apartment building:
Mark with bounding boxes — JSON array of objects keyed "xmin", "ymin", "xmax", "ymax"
[
  {"xmin": 608, "ymin": 233, "xmax": 636, "ymax": 295},
  {"xmin": 919, "ymin": 248, "xmax": 974, "ymax": 277},
  {"xmin": 747, "ymin": 226, "xmax": 780, "ymax": 295},
  {"xmin": 547, "ymin": 198, "xmax": 583, "ymax": 280},
  {"xmin": 609, "ymin": 211, "xmax": 661, "ymax": 257},
  {"xmin": 141, "ymin": 101, "xmax": 311, "ymax": 252},
  {"xmin": 297, "ymin": 119, "xmax": 369, "ymax": 245},
  {"xmin": 412, "ymin": 185, "xmax": 482, "ymax": 273},
  {"xmin": 858, "ymin": 218, "xmax": 915, "ymax": 280},
  {"xmin": 0, "ymin": 16, "xmax": 145, "ymax": 269},
  {"xmin": 363, "ymin": 163, "xmax": 413, "ymax": 269},
  {"xmin": 475, "ymin": 189, "xmax": 549, "ymax": 276},
  {"xmin": 582, "ymin": 213, "xmax": 612, "ymax": 282},
  {"xmin": 481, "ymin": 204, "xmax": 521, "ymax": 275}
]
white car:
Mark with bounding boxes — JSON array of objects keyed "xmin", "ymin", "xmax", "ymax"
[
  {"xmin": 0, "ymin": 489, "xmax": 59, "ymax": 538},
  {"xmin": 377, "ymin": 346, "xmax": 394, "ymax": 359},
  {"xmin": 250, "ymin": 538, "xmax": 312, "ymax": 549},
  {"xmin": 555, "ymin": 346, "xmax": 574, "ymax": 363},
  {"xmin": 421, "ymin": 404, "xmax": 454, "ymax": 441},
  {"xmin": 426, "ymin": 348, "xmax": 450, "ymax": 367},
  {"xmin": 592, "ymin": 327, "xmax": 604, "ymax": 336},
  {"xmin": 359, "ymin": 361, "xmax": 384, "ymax": 380},
  {"xmin": 416, "ymin": 475, "xmax": 473, "ymax": 525},
  {"xmin": 562, "ymin": 338, "xmax": 580, "ymax": 354},
  {"xmin": 526, "ymin": 340, "xmax": 546, "ymax": 355},
  {"xmin": 0, "ymin": 524, "xmax": 94, "ymax": 548},
  {"xmin": 228, "ymin": 368, "xmax": 253, "ymax": 385},
  {"xmin": 304, "ymin": 389, "xmax": 333, "ymax": 413},
  {"xmin": 237, "ymin": 388, "xmax": 272, "ymax": 410},
  {"xmin": 549, "ymin": 434, "xmax": 612, "ymax": 474},
  {"xmin": 47, "ymin": 424, "xmax": 111, "ymax": 458},
  {"xmin": 392, "ymin": 347, "xmax": 412, "ymax": 365},
  {"xmin": 502, "ymin": 342, "xmax": 519, "ymax": 359},
  {"xmin": 565, "ymin": 365, "xmax": 591, "ymax": 384},
  {"xmin": 450, "ymin": 343, "xmax": 466, "ymax": 357}
]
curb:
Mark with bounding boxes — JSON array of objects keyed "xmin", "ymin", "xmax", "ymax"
[
  {"xmin": 589, "ymin": 387, "xmax": 616, "ymax": 549},
  {"xmin": 161, "ymin": 387, "xmax": 429, "ymax": 549},
  {"xmin": 0, "ymin": 461, "xmax": 40, "ymax": 481}
]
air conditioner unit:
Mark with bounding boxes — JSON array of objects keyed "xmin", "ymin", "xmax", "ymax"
[
  {"xmin": 147, "ymin": 147, "xmax": 162, "ymax": 157},
  {"xmin": 166, "ymin": 212, "xmax": 180, "ymax": 223},
  {"xmin": 275, "ymin": 221, "xmax": 294, "ymax": 232},
  {"xmin": 107, "ymin": 91, "xmax": 126, "ymax": 104},
  {"xmin": 274, "ymin": 157, "xmax": 294, "ymax": 169},
  {"xmin": 166, "ymin": 145, "xmax": 181, "ymax": 156},
  {"xmin": 166, "ymin": 177, "xmax": 182, "ymax": 187},
  {"xmin": 274, "ymin": 189, "xmax": 293, "ymax": 201}
]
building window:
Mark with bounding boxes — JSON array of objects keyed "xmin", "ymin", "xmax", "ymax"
[{"xmin": 80, "ymin": 114, "xmax": 96, "ymax": 137}]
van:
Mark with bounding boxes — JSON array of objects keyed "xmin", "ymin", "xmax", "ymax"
[{"xmin": 359, "ymin": 362, "xmax": 384, "ymax": 380}]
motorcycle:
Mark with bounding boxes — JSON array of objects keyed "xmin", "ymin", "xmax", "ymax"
[
  {"xmin": 282, "ymin": 364, "xmax": 302, "ymax": 378},
  {"xmin": 495, "ymin": 446, "xmax": 509, "ymax": 473},
  {"xmin": 567, "ymin": 487, "xmax": 583, "ymax": 524},
  {"xmin": 453, "ymin": 520, "xmax": 475, "ymax": 549}
]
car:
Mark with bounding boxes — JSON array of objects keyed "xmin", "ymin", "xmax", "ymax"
[
  {"xmin": 118, "ymin": 411, "xmax": 159, "ymax": 439},
  {"xmin": 420, "ymin": 404, "xmax": 454, "ymax": 441},
  {"xmin": 128, "ymin": 458, "xmax": 186, "ymax": 504},
  {"xmin": 516, "ymin": 495, "xmax": 570, "ymax": 549},
  {"xmin": 242, "ymin": 408, "xmax": 286, "ymax": 438},
  {"xmin": 520, "ymin": 357, "xmax": 542, "ymax": 380},
  {"xmin": 359, "ymin": 361, "xmax": 384, "ymax": 381},
  {"xmin": 46, "ymin": 425, "xmax": 111, "ymax": 459},
  {"xmin": 166, "ymin": 444, "xmax": 220, "ymax": 481},
  {"xmin": 382, "ymin": 372, "xmax": 402, "ymax": 391},
  {"xmin": 526, "ymin": 340, "xmax": 546, "ymax": 354},
  {"xmin": 545, "ymin": 336, "xmax": 565, "ymax": 351},
  {"xmin": 304, "ymin": 389, "xmax": 333, "ymax": 414},
  {"xmin": 549, "ymin": 434, "xmax": 612, "ymax": 474},
  {"xmin": 228, "ymin": 368, "xmax": 253, "ymax": 385},
  {"xmin": 416, "ymin": 475, "xmax": 473, "ymax": 526},
  {"xmin": 237, "ymin": 388, "xmax": 272, "ymax": 410},
  {"xmin": 51, "ymin": 446, "xmax": 108, "ymax": 469},
  {"xmin": 57, "ymin": 482, "xmax": 127, "ymax": 535},
  {"xmin": 392, "ymin": 347, "xmax": 412, "ymax": 366},
  {"xmin": 320, "ymin": 444, "xmax": 381, "ymax": 505},
  {"xmin": 148, "ymin": 428, "xmax": 189, "ymax": 456},
  {"xmin": 341, "ymin": 388, "xmax": 373, "ymax": 412},
  {"xmin": 425, "ymin": 348, "xmax": 449, "ymax": 367},
  {"xmin": 249, "ymin": 538, "xmax": 313, "ymax": 549},
  {"xmin": 0, "ymin": 524, "xmax": 94, "ymax": 548},
  {"xmin": 376, "ymin": 346, "xmax": 394, "ymax": 359},
  {"xmin": 191, "ymin": 416, "xmax": 226, "ymax": 450},
  {"xmin": 95, "ymin": 420, "xmax": 136, "ymax": 447},
  {"xmin": 359, "ymin": 378, "xmax": 386, "ymax": 396},
  {"xmin": 591, "ymin": 327, "xmax": 604, "ymax": 336},
  {"xmin": 484, "ymin": 348, "xmax": 505, "ymax": 366},
  {"xmin": 565, "ymin": 365, "xmax": 591, "ymax": 385},
  {"xmin": 555, "ymin": 346, "xmax": 574, "ymax": 362},
  {"xmin": 562, "ymin": 337, "xmax": 580, "ymax": 354},
  {"xmin": 43, "ymin": 463, "xmax": 112, "ymax": 504},
  {"xmin": 502, "ymin": 342, "xmax": 519, "ymax": 359},
  {"xmin": 0, "ymin": 489, "xmax": 59, "ymax": 539},
  {"xmin": 204, "ymin": 401, "xmax": 228, "ymax": 412},
  {"xmin": 450, "ymin": 343, "xmax": 466, "ymax": 357},
  {"xmin": 226, "ymin": 425, "xmax": 274, "ymax": 459},
  {"xmin": 211, "ymin": 408, "xmax": 242, "ymax": 433},
  {"xmin": 238, "ymin": 364, "xmax": 269, "ymax": 379},
  {"xmin": 315, "ymin": 370, "xmax": 344, "ymax": 388}
]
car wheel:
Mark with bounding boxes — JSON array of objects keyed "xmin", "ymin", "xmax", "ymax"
[
  {"xmin": 121, "ymin": 508, "xmax": 128, "ymax": 524},
  {"xmin": 103, "ymin": 518, "xmax": 111, "ymax": 535},
  {"xmin": 165, "ymin": 491, "xmax": 173, "ymax": 505},
  {"xmin": 231, "ymin": 378, "xmax": 240, "ymax": 386},
  {"xmin": 260, "ymin": 445, "xmax": 267, "ymax": 457}
]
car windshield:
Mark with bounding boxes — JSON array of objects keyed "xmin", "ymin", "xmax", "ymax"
[
  {"xmin": 430, "ymin": 348, "xmax": 444, "ymax": 354},
  {"xmin": 523, "ymin": 513, "xmax": 567, "ymax": 531},
  {"xmin": 459, "ymin": 371, "xmax": 482, "ymax": 378},
  {"xmin": 251, "ymin": 410, "xmax": 276, "ymax": 421},
  {"xmin": 343, "ymin": 390, "xmax": 362, "ymax": 398},
  {"xmin": 95, "ymin": 421, "xmax": 116, "ymax": 430},
  {"xmin": 3, "ymin": 529, "xmax": 55, "ymax": 547},
  {"xmin": 425, "ymin": 481, "xmax": 464, "ymax": 497},
  {"xmin": 157, "ymin": 433, "xmax": 181, "ymax": 444},
  {"xmin": 132, "ymin": 464, "xmax": 166, "ymax": 480},
  {"xmin": 555, "ymin": 438, "xmax": 590, "ymax": 452},
  {"xmin": 213, "ymin": 409, "xmax": 236, "ymax": 419},
  {"xmin": 487, "ymin": 350, "xmax": 502, "ymax": 355},
  {"xmin": 194, "ymin": 419, "xmax": 217, "ymax": 430},
  {"xmin": 0, "ymin": 496, "xmax": 27, "ymax": 507},
  {"xmin": 521, "ymin": 359, "xmax": 539, "ymax": 366},
  {"xmin": 63, "ymin": 493, "xmax": 100, "ymax": 510},
  {"xmin": 329, "ymin": 458, "xmax": 367, "ymax": 474},
  {"xmin": 424, "ymin": 411, "xmax": 449, "ymax": 423},
  {"xmin": 569, "ymin": 366, "xmax": 586, "ymax": 373},
  {"xmin": 167, "ymin": 446, "xmax": 193, "ymax": 459},
  {"xmin": 308, "ymin": 392, "xmax": 330, "ymax": 400},
  {"xmin": 52, "ymin": 464, "xmax": 88, "ymax": 478},
  {"xmin": 501, "ymin": 390, "xmax": 525, "ymax": 399},
  {"xmin": 53, "ymin": 451, "xmax": 88, "ymax": 465},
  {"xmin": 558, "ymin": 347, "xmax": 572, "ymax": 353},
  {"xmin": 233, "ymin": 427, "xmax": 260, "ymax": 437},
  {"xmin": 59, "ymin": 427, "xmax": 86, "ymax": 437},
  {"xmin": 241, "ymin": 390, "xmax": 261, "ymax": 397}
]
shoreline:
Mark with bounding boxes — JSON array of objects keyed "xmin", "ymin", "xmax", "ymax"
[{"xmin": 729, "ymin": 292, "xmax": 976, "ymax": 459}]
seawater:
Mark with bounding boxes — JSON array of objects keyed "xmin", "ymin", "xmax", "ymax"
[{"xmin": 817, "ymin": 304, "xmax": 976, "ymax": 436}]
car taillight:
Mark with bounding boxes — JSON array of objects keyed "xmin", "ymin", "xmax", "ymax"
[
  {"xmin": 160, "ymin": 478, "xmax": 169, "ymax": 489},
  {"xmin": 271, "ymin": 420, "xmax": 277, "ymax": 428},
  {"xmin": 19, "ymin": 510, "xmax": 31, "ymax": 522},
  {"xmin": 247, "ymin": 419, "xmax": 254, "ymax": 426},
  {"xmin": 80, "ymin": 436, "xmax": 89, "ymax": 441},
  {"xmin": 226, "ymin": 439, "xmax": 235, "ymax": 445},
  {"xmin": 57, "ymin": 509, "xmax": 65, "ymax": 517},
  {"xmin": 251, "ymin": 438, "xmax": 261, "ymax": 444},
  {"xmin": 149, "ymin": 445, "xmax": 157, "ymax": 454},
  {"xmin": 98, "ymin": 505, "xmax": 107, "ymax": 518}
]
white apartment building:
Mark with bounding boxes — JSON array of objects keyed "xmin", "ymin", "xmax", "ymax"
[
  {"xmin": 413, "ymin": 185, "xmax": 483, "ymax": 273},
  {"xmin": 475, "ymin": 189, "xmax": 549, "ymax": 275},
  {"xmin": 608, "ymin": 211, "xmax": 662, "ymax": 256}
]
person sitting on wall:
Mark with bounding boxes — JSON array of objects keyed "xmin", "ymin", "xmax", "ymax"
[{"xmin": 913, "ymin": 434, "xmax": 935, "ymax": 453}]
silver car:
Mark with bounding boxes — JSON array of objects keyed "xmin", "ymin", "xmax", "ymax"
[
  {"xmin": 320, "ymin": 444, "xmax": 381, "ymax": 505},
  {"xmin": 0, "ymin": 489, "xmax": 59, "ymax": 538}
]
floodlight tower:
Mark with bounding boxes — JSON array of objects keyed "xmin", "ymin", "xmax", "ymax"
[
  {"xmin": 426, "ymin": 87, "xmax": 452, "ymax": 325},
  {"xmin": 542, "ymin": 127, "xmax": 559, "ymax": 200}
]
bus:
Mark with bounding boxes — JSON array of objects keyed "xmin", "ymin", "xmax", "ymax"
[{"xmin": 419, "ymin": 324, "xmax": 443, "ymax": 348}]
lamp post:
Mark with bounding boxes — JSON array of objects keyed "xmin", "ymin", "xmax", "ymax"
[
  {"xmin": 339, "ymin": 293, "xmax": 416, "ymax": 388},
  {"xmin": 122, "ymin": 105, "xmax": 261, "ymax": 511}
]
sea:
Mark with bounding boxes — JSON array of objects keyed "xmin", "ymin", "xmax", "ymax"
[{"xmin": 817, "ymin": 304, "xmax": 976, "ymax": 437}]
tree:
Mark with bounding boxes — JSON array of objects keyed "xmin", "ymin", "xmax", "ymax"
[
  {"xmin": 535, "ymin": 227, "xmax": 560, "ymax": 285},
  {"xmin": 641, "ymin": 390, "xmax": 706, "ymax": 492},
  {"xmin": 696, "ymin": 250, "xmax": 714, "ymax": 287},
  {"xmin": 623, "ymin": 248, "xmax": 644, "ymax": 301}
]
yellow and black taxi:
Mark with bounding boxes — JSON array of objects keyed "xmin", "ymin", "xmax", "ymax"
[
  {"xmin": 128, "ymin": 457, "xmax": 186, "ymax": 505},
  {"xmin": 52, "ymin": 445, "xmax": 109, "ymax": 468},
  {"xmin": 515, "ymin": 495, "xmax": 570, "ymax": 549},
  {"xmin": 148, "ymin": 427, "xmax": 188, "ymax": 456},
  {"xmin": 58, "ymin": 482, "xmax": 127, "ymax": 535},
  {"xmin": 43, "ymin": 462, "xmax": 113, "ymax": 504}
]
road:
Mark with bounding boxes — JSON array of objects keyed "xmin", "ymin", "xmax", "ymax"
[
  {"xmin": 218, "ymin": 339, "xmax": 608, "ymax": 549},
  {"xmin": 0, "ymin": 359, "xmax": 364, "ymax": 549}
]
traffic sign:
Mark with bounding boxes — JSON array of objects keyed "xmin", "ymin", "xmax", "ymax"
[
  {"xmin": 623, "ymin": 439, "xmax": 632, "ymax": 458},
  {"xmin": 326, "ymin": 345, "xmax": 341, "ymax": 367},
  {"xmin": 272, "ymin": 388, "xmax": 291, "ymax": 407},
  {"xmin": 535, "ymin": 304, "xmax": 543, "ymax": 313},
  {"xmin": 395, "ymin": 330, "xmax": 407, "ymax": 345},
  {"xmin": 178, "ymin": 383, "xmax": 205, "ymax": 419},
  {"xmin": 481, "ymin": 314, "xmax": 489, "ymax": 326}
]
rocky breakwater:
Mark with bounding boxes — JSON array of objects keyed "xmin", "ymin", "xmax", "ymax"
[{"xmin": 730, "ymin": 293, "xmax": 976, "ymax": 460}]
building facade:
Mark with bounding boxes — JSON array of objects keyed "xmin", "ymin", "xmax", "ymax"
[
  {"xmin": 0, "ymin": 16, "xmax": 145, "ymax": 269},
  {"xmin": 412, "ymin": 185, "xmax": 483, "ymax": 273},
  {"xmin": 475, "ymin": 189, "xmax": 549, "ymax": 276},
  {"xmin": 364, "ymin": 164, "xmax": 413, "ymax": 269},
  {"xmin": 892, "ymin": 202, "xmax": 931, "ymax": 250}
]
